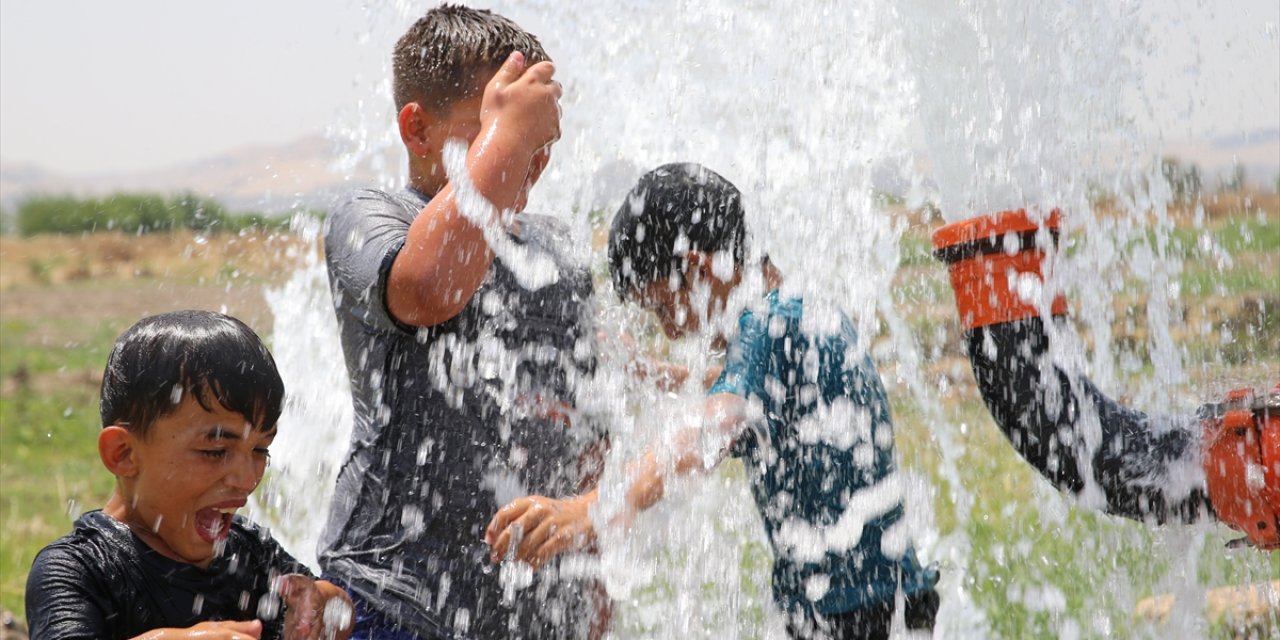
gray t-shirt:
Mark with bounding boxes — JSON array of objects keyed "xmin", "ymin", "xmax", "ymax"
[{"xmin": 319, "ymin": 187, "xmax": 602, "ymax": 639}]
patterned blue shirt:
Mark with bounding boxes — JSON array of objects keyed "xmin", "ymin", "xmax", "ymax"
[{"xmin": 709, "ymin": 291, "xmax": 938, "ymax": 616}]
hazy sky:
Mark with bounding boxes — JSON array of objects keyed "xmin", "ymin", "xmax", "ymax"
[
  {"xmin": 2, "ymin": 1, "xmax": 1276, "ymax": 176},
  {"xmin": 0, "ymin": 1, "xmax": 382, "ymax": 174}
]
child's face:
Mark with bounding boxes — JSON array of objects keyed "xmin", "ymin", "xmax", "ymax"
[
  {"xmin": 111, "ymin": 390, "xmax": 275, "ymax": 568},
  {"xmin": 639, "ymin": 279, "xmax": 702, "ymax": 340}
]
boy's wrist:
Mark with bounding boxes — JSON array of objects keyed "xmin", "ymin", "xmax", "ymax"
[
  {"xmin": 467, "ymin": 120, "xmax": 538, "ymax": 205},
  {"xmin": 476, "ymin": 118, "xmax": 542, "ymax": 166},
  {"xmin": 574, "ymin": 489, "xmax": 601, "ymax": 552}
]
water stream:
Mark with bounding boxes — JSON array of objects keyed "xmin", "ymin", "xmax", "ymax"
[{"xmin": 249, "ymin": 2, "xmax": 1279, "ymax": 637}]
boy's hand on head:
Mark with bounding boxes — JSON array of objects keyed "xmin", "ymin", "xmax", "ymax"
[
  {"xmin": 277, "ymin": 574, "xmax": 354, "ymax": 640},
  {"xmin": 484, "ymin": 492, "xmax": 597, "ymax": 569},
  {"xmin": 480, "ymin": 51, "xmax": 562, "ymax": 159}
]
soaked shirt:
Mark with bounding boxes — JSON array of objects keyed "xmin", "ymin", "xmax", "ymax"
[
  {"xmin": 320, "ymin": 188, "xmax": 600, "ymax": 639},
  {"xmin": 25, "ymin": 510, "xmax": 309, "ymax": 639},
  {"xmin": 709, "ymin": 291, "xmax": 938, "ymax": 617}
]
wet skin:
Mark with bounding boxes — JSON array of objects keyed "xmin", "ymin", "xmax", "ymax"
[{"xmin": 101, "ymin": 391, "xmax": 274, "ymax": 570}]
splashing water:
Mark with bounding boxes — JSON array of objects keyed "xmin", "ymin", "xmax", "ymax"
[
  {"xmin": 250, "ymin": 1, "xmax": 1279, "ymax": 637},
  {"xmin": 250, "ymin": 214, "xmax": 353, "ymax": 570}
]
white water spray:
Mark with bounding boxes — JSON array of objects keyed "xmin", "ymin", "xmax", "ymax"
[{"xmin": 253, "ymin": 1, "xmax": 1279, "ymax": 637}]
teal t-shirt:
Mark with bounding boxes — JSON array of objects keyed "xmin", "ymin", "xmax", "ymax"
[{"xmin": 708, "ymin": 291, "xmax": 938, "ymax": 616}]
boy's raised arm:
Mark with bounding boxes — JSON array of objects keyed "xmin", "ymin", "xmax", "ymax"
[
  {"xmin": 484, "ymin": 392, "xmax": 752, "ymax": 569},
  {"xmin": 387, "ymin": 51, "xmax": 561, "ymax": 327}
]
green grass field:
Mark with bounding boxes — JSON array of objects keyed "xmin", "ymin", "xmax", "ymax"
[
  {"xmin": 1, "ymin": 211, "xmax": 1277, "ymax": 636},
  {"xmin": 1, "ymin": 317, "xmax": 120, "ymax": 610}
]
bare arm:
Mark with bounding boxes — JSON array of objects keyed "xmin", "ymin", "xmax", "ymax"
[
  {"xmin": 387, "ymin": 52, "xmax": 561, "ymax": 327},
  {"xmin": 609, "ymin": 331, "xmax": 723, "ymax": 391},
  {"xmin": 484, "ymin": 392, "xmax": 751, "ymax": 568},
  {"xmin": 629, "ymin": 359, "xmax": 724, "ymax": 393},
  {"xmin": 129, "ymin": 620, "xmax": 264, "ymax": 639},
  {"xmin": 617, "ymin": 392, "xmax": 748, "ymax": 512}
]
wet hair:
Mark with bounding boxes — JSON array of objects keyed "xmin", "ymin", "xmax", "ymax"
[
  {"xmin": 608, "ymin": 163, "xmax": 748, "ymax": 300},
  {"xmin": 392, "ymin": 4, "xmax": 549, "ymax": 113},
  {"xmin": 99, "ymin": 310, "xmax": 284, "ymax": 438}
]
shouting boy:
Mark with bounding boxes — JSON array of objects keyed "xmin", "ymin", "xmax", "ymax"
[
  {"xmin": 25, "ymin": 310, "xmax": 352, "ymax": 639},
  {"xmin": 320, "ymin": 5, "xmax": 603, "ymax": 639},
  {"xmin": 488, "ymin": 164, "xmax": 940, "ymax": 639}
]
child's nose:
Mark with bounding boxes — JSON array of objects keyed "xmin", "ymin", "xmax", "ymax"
[{"xmin": 224, "ymin": 453, "xmax": 262, "ymax": 492}]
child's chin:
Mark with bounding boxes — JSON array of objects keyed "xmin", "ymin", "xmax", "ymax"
[{"xmin": 184, "ymin": 535, "xmax": 228, "ymax": 564}]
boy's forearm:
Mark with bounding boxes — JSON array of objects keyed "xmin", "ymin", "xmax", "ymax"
[
  {"xmin": 621, "ymin": 395, "xmax": 746, "ymax": 517},
  {"xmin": 389, "ymin": 129, "xmax": 536, "ymax": 327},
  {"xmin": 622, "ymin": 451, "xmax": 666, "ymax": 514},
  {"xmin": 619, "ymin": 446, "xmax": 706, "ymax": 516},
  {"xmin": 486, "ymin": 411, "xmax": 739, "ymax": 562},
  {"xmin": 627, "ymin": 357, "xmax": 689, "ymax": 391},
  {"xmin": 628, "ymin": 356, "xmax": 722, "ymax": 393}
]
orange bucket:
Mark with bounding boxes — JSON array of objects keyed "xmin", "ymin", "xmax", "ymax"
[
  {"xmin": 1201, "ymin": 386, "xmax": 1280, "ymax": 549},
  {"xmin": 931, "ymin": 209, "xmax": 1067, "ymax": 331}
]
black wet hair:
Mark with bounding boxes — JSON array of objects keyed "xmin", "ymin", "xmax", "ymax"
[
  {"xmin": 608, "ymin": 162, "xmax": 747, "ymax": 300},
  {"xmin": 393, "ymin": 3, "xmax": 550, "ymax": 113},
  {"xmin": 99, "ymin": 310, "xmax": 284, "ymax": 438}
]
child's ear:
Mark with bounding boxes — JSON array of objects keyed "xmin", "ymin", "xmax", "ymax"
[
  {"xmin": 397, "ymin": 102, "xmax": 437, "ymax": 159},
  {"xmin": 98, "ymin": 426, "xmax": 138, "ymax": 478}
]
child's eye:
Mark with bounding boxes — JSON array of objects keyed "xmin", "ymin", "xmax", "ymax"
[
  {"xmin": 200, "ymin": 449, "xmax": 228, "ymax": 460},
  {"xmin": 253, "ymin": 448, "xmax": 272, "ymax": 460}
]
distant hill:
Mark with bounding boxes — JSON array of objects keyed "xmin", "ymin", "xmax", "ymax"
[
  {"xmin": 1162, "ymin": 128, "xmax": 1280, "ymax": 189},
  {"xmin": 2, "ymin": 129, "xmax": 1276, "ymax": 221},
  {"xmin": 0, "ymin": 136, "xmax": 397, "ymax": 216}
]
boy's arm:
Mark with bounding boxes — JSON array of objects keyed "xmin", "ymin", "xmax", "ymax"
[
  {"xmin": 606, "ymin": 330, "xmax": 723, "ymax": 391},
  {"xmin": 484, "ymin": 392, "xmax": 751, "ymax": 569},
  {"xmin": 387, "ymin": 51, "xmax": 561, "ymax": 327},
  {"xmin": 128, "ymin": 621, "xmax": 266, "ymax": 639},
  {"xmin": 629, "ymin": 358, "xmax": 723, "ymax": 393}
]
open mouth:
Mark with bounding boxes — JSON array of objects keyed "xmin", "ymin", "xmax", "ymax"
[{"xmin": 194, "ymin": 506, "xmax": 237, "ymax": 543}]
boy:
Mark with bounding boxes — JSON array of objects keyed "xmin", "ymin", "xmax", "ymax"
[
  {"xmin": 25, "ymin": 310, "xmax": 353, "ymax": 640},
  {"xmin": 487, "ymin": 164, "xmax": 940, "ymax": 639},
  {"xmin": 320, "ymin": 5, "xmax": 603, "ymax": 638}
]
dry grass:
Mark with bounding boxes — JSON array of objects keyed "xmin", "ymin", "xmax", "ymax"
[{"xmin": 0, "ymin": 230, "xmax": 312, "ymax": 291}]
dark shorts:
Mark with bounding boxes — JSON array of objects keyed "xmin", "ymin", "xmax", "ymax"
[
  {"xmin": 331, "ymin": 575, "xmax": 611, "ymax": 640},
  {"xmin": 325, "ymin": 581, "xmax": 423, "ymax": 640},
  {"xmin": 786, "ymin": 589, "xmax": 940, "ymax": 640}
]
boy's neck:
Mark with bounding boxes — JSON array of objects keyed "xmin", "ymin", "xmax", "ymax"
[
  {"xmin": 761, "ymin": 260, "xmax": 783, "ymax": 292},
  {"xmin": 407, "ymin": 156, "xmax": 447, "ymax": 198}
]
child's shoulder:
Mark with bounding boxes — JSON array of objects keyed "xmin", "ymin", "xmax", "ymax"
[
  {"xmin": 28, "ymin": 511, "xmax": 136, "ymax": 606},
  {"xmin": 767, "ymin": 292, "xmax": 805, "ymax": 320},
  {"xmin": 329, "ymin": 187, "xmax": 425, "ymax": 221},
  {"xmin": 738, "ymin": 291, "xmax": 803, "ymax": 336},
  {"xmin": 35, "ymin": 510, "xmax": 130, "ymax": 563}
]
